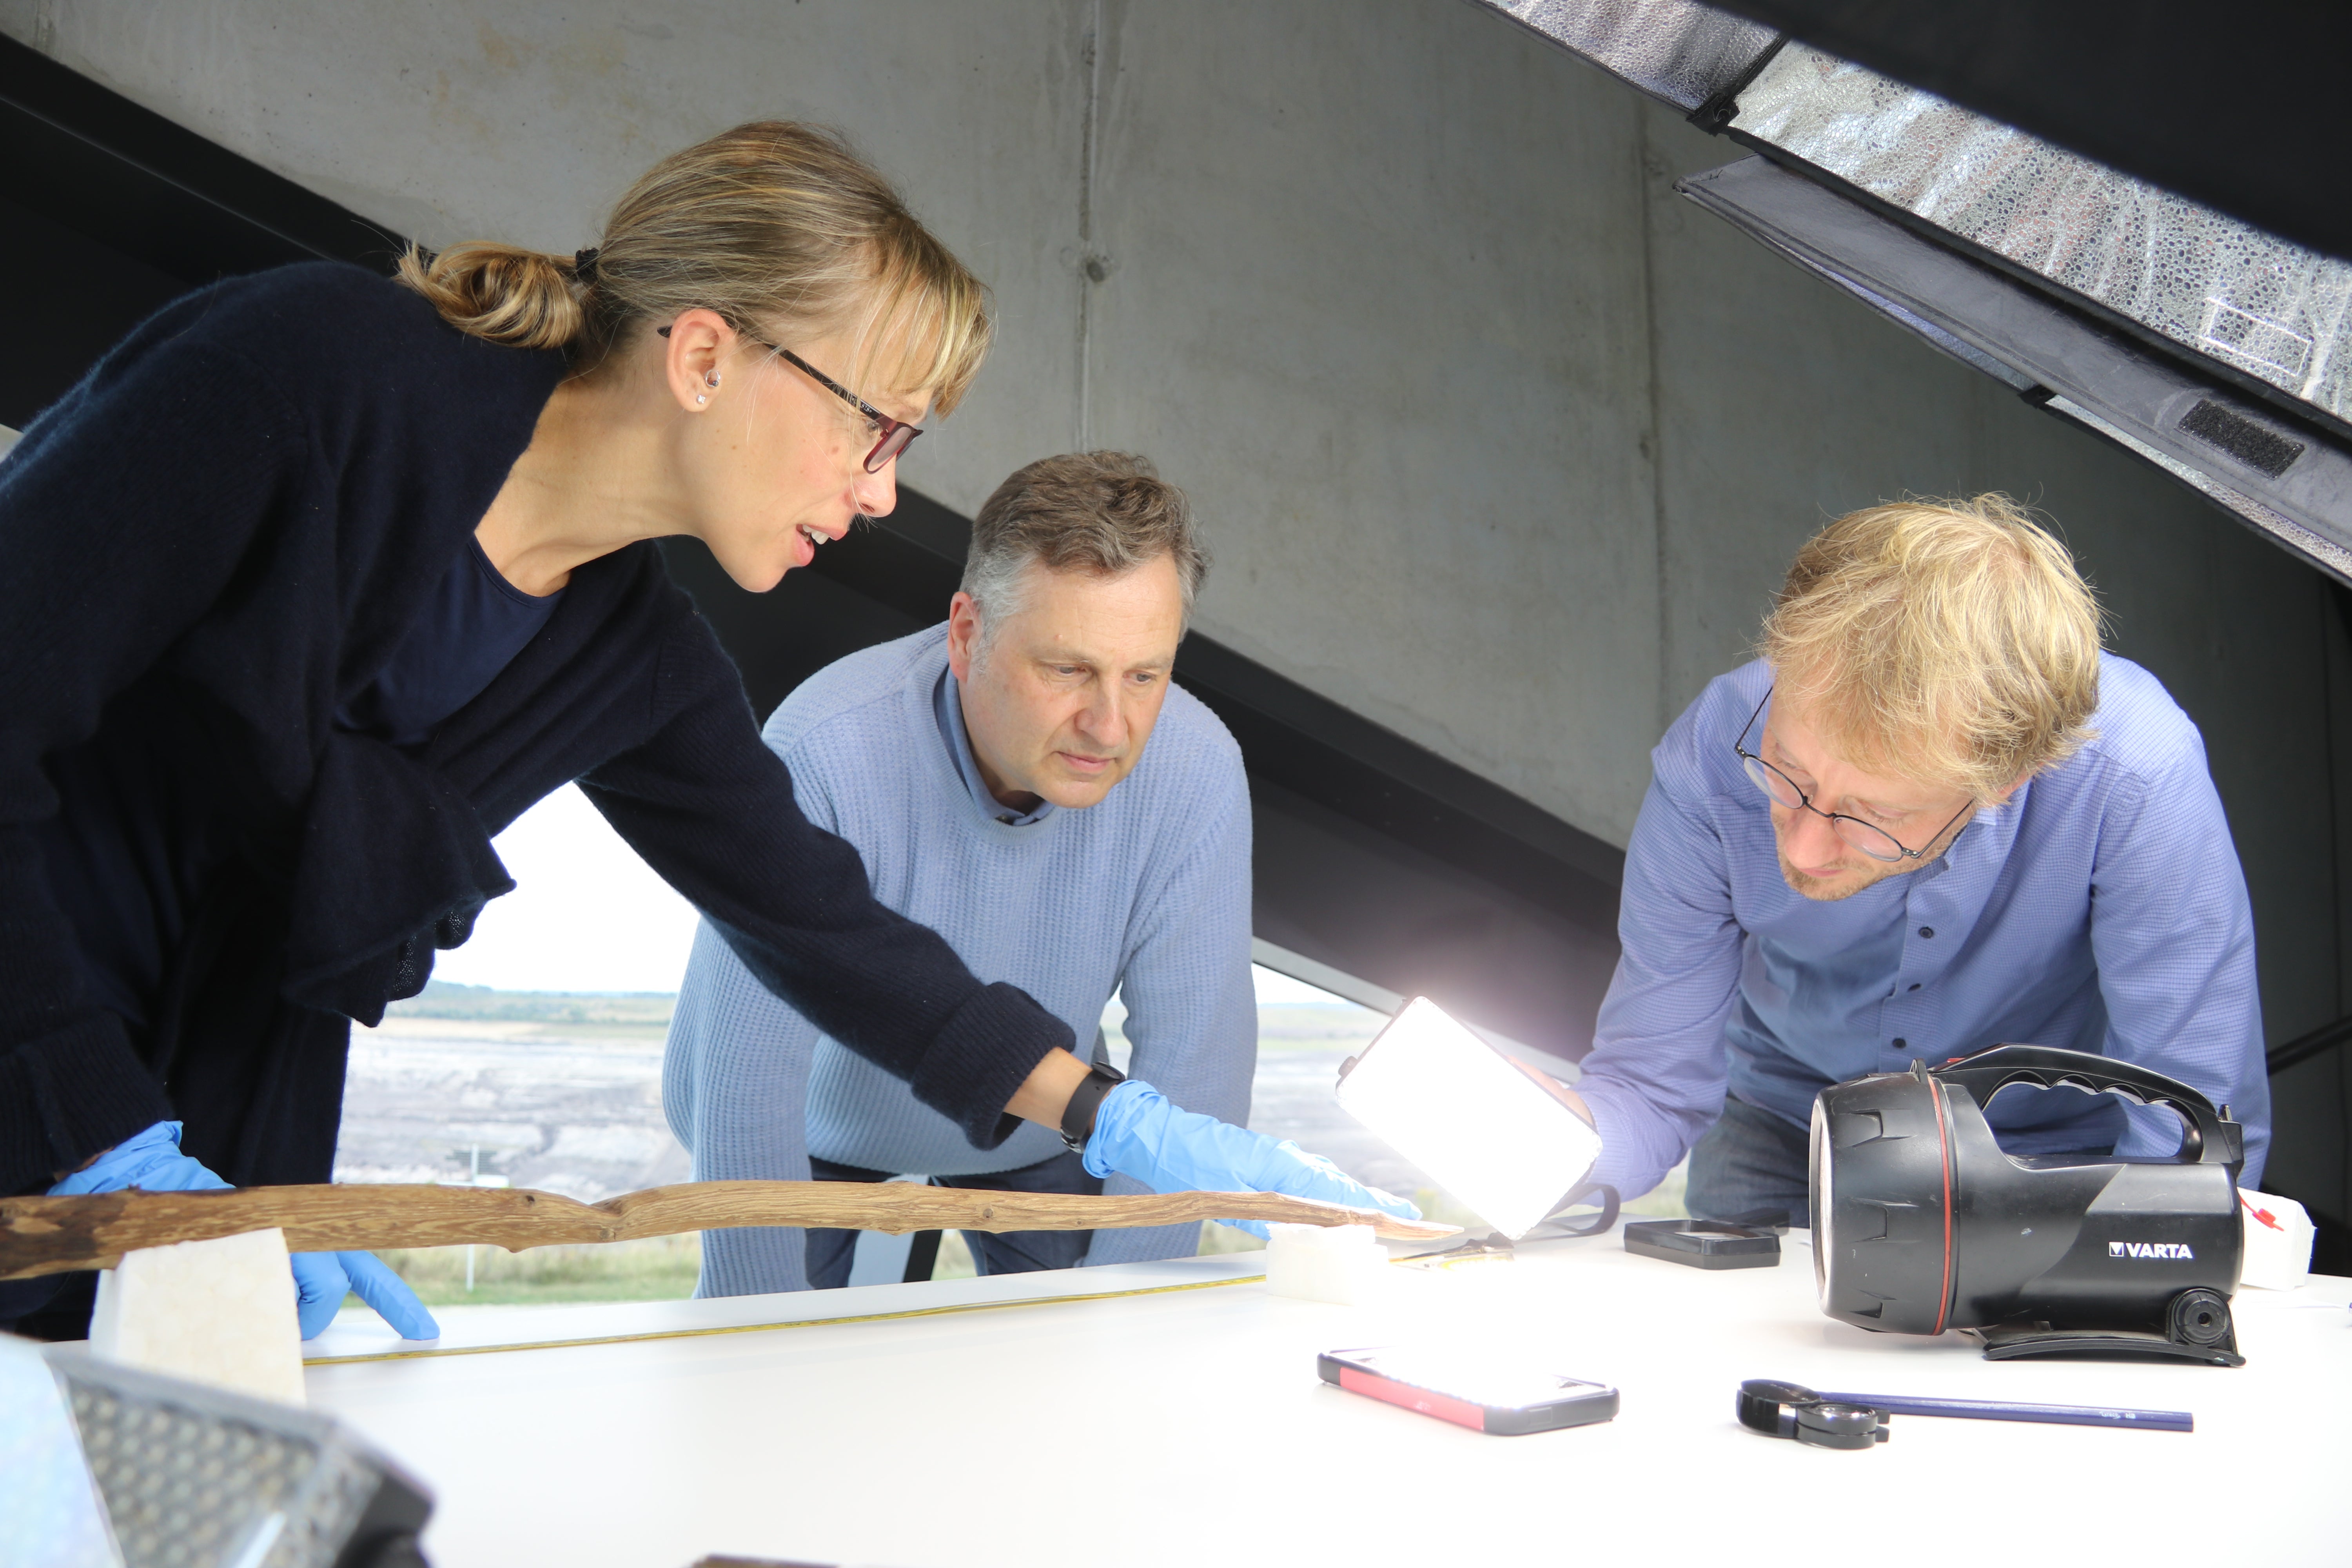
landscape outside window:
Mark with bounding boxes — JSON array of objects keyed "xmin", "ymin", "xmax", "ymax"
[{"xmin": 337, "ymin": 785, "xmax": 1683, "ymax": 1307}]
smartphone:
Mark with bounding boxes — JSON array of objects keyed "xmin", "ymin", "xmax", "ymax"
[{"xmin": 1317, "ymin": 1346, "xmax": 1619, "ymax": 1436}]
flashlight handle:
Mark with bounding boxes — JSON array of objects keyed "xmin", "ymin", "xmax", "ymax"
[
  {"xmin": 1930, "ymin": 1045, "xmax": 2241, "ymax": 1165},
  {"xmin": 1817, "ymin": 1392, "xmax": 2193, "ymax": 1433}
]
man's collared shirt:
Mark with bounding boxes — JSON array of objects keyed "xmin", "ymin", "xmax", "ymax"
[
  {"xmin": 933, "ymin": 667, "xmax": 1052, "ymax": 828},
  {"xmin": 1575, "ymin": 654, "xmax": 2269, "ymax": 1201}
]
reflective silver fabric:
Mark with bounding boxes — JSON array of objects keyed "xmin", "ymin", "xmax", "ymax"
[
  {"xmin": 1679, "ymin": 154, "xmax": 2352, "ymax": 586},
  {"xmin": 2044, "ymin": 397, "xmax": 2352, "ymax": 583},
  {"xmin": 1479, "ymin": 0, "xmax": 1778, "ymax": 112},
  {"xmin": 1733, "ymin": 46, "xmax": 2352, "ymax": 425}
]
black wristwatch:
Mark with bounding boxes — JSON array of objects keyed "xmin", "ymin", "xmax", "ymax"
[{"xmin": 1059, "ymin": 1060, "xmax": 1127, "ymax": 1154}]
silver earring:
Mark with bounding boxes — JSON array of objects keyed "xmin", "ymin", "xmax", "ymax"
[
  {"xmin": 694, "ymin": 393, "xmax": 707, "ymax": 405},
  {"xmin": 706, "ymin": 372, "xmax": 722, "ymax": 387}
]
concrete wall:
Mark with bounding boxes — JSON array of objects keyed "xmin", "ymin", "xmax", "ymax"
[{"xmin": 7, "ymin": 0, "xmax": 2343, "ymax": 1049}]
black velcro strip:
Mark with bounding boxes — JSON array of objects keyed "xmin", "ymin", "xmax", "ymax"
[{"xmin": 2178, "ymin": 399, "xmax": 2306, "ymax": 478}]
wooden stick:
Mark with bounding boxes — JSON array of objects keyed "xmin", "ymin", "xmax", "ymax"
[{"xmin": 0, "ymin": 1181, "xmax": 1458, "ymax": 1279}]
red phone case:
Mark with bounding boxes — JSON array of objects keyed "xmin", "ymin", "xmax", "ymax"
[{"xmin": 1317, "ymin": 1349, "xmax": 1619, "ymax": 1436}]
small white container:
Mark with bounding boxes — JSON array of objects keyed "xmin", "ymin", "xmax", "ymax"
[
  {"xmin": 2239, "ymin": 1192, "xmax": 2316, "ymax": 1291},
  {"xmin": 1264, "ymin": 1223, "xmax": 1387, "ymax": 1305}
]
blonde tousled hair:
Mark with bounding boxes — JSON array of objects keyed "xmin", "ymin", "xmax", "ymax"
[
  {"xmin": 1760, "ymin": 495, "xmax": 2105, "ymax": 799},
  {"xmin": 395, "ymin": 121, "xmax": 991, "ymax": 412}
]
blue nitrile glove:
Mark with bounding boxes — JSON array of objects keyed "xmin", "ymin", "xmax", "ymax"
[
  {"xmin": 289, "ymin": 1250, "xmax": 439, "ymax": 1340},
  {"xmin": 48, "ymin": 1120, "xmax": 228, "ymax": 1197},
  {"xmin": 1080, "ymin": 1080, "xmax": 1421, "ymax": 1239},
  {"xmin": 49, "ymin": 1121, "xmax": 439, "ymax": 1341}
]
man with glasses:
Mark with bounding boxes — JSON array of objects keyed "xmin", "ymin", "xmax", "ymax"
[{"xmin": 1550, "ymin": 496, "xmax": 2269, "ymax": 1221}]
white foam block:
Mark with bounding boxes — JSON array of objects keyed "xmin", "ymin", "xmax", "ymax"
[
  {"xmin": 1265, "ymin": 1223, "xmax": 1386, "ymax": 1305},
  {"xmin": 2240, "ymin": 1193, "xmax": 2316, "ymax": 1291},
  {"xmin": 89, "ymin": 1228, "xmax": 306, "ymax": 1407}
]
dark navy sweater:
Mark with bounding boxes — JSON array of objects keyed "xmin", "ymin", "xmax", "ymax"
[
  {"xmin": 337, "ymin": 534, "xmax": 565, "ymax": 747},
  {"xmin": 0, "ymin": 263, "xmax": 1066, "ymax": 1197}
]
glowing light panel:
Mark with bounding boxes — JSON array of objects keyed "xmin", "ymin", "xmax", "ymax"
[{"xmin": 1335, "ymin": 997, "xmax": 1602, "ymax": 1239}]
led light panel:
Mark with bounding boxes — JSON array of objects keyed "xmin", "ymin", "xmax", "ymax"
[{"xmin": 1334, "ymin": 998, "xmax": 1602, "ymax": 1239}]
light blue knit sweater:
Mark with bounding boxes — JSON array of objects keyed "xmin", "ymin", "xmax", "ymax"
[{"xmin": 663, "ymin": 624, "xmax": 1257, "ymax": 1296}]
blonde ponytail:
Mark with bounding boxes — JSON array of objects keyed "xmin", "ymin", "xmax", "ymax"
[
  {"xmin": 394, "ymin": 122, "xmax": 992, "ymax": 411},
  {"xmin": 394, "ymin": 240, "xmax": 586, "ymax": 351}
]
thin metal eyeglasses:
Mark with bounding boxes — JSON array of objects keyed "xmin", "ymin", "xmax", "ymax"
[
  {"xmin": 1733, "ymin": 688, "xmax": 1974, "ymax": 864},
  {"xmin": 658, "ymin": 325, "xmax": 922, "ymax": 473}
]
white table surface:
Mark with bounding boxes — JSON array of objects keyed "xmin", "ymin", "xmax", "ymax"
[{"xmin": 301, "ymin": 1228, "xmax": 2352, "ymax": 1568}]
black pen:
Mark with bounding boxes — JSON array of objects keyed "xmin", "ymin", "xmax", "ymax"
[{"xmin": 1820, "ymin": 1391, "xmax": 2192, "ymax": 1433}]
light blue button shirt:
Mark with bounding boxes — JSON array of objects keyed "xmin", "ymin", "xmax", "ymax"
[
  {"xmin": 1575, "ymin": 655, "xmax": 2270, "ymax": 1200},
  {"xmin": 933, "ymin": 667, "xmax": 1053, "ymax": 828}
]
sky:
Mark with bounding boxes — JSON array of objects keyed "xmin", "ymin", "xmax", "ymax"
[
  {"xmin": 432, "ymin": 785, "xmax": 699, "ymax": 993},
  {"xmin": 434, "ymin": 783, "xmax": 1349, "ymax": 1005}
]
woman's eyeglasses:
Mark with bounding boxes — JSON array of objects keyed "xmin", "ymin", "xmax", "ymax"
[
  {"xmin": 768, "ymin": 345, "xmax": 922, "ymax": 473},
  {"xmin": 659, "ymin": 325, "xmax": 922, "ymax": 473}
]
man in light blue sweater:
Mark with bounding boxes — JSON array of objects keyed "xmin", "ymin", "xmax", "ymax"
[{"xmin": 666, "ymin": 453, "xmax": 1265, "ymax": 1295}]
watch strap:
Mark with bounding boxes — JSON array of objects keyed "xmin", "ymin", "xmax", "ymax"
[{"xmin": 1059, "ymin": 1060, "xmax": 1127, "ymax": 1153}]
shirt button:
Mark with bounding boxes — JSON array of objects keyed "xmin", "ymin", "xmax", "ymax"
[
  {"xmin": 1893, "ymin": 1037, "xmax": 1907, "ymax": 1050},
  {"xmin": 1918, "ymin": 926, "xmax": 1935, "ymax": 938}
]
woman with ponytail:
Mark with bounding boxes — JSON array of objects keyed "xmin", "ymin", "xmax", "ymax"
[{"xmin": 0, "ymin": 123, "xmax": 1412, "ymax": 1343}]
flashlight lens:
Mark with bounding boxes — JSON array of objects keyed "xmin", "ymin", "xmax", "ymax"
[{"xmin": 1809, "ymin": 1098, "xmax": 1832, "ymax": 1305}]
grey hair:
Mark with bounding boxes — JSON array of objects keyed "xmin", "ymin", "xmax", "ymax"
[{"xmin": 959, "ymin": 452, "xmax": 1208, "ymax": 653}]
